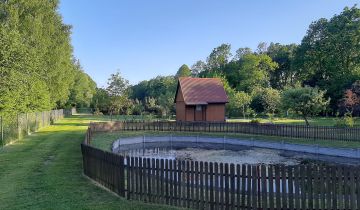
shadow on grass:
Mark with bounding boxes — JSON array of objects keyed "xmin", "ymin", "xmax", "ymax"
[{"xmin": 54, "ymin": 122, "xmax": 91, "ymax": 127}]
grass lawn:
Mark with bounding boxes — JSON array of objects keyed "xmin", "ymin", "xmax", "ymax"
[
  {"xmin": 92, "ymin": 130, "xmax": 360, "ymax": 152},
  {"xmin": 0, "ymin": 115, "xmax": 180, "ymax": 210},
  {"xmin": 227, "ymin": 117, "xmax": 360, "ymax": 127}
]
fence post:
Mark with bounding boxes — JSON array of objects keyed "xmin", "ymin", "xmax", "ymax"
[
  {"xmin": 1, "ymin": 116, "xmax": 3, "ymax": 146},
  {"xmin": 17, "ymin": 114, "xmax": 20, "ymax": 140}
]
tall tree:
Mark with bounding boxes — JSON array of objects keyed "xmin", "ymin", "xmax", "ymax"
[
  {"xmin": 205, "ymin": 43, "xmax": 232, "ymax": 74},
  {"xmin": 266, "ymin": 43, "xmax": 298, "ymax": 89},
  {"xmin": 175, "ymin": 64, "xmax": 191, "ymax": 78},
  {"xmin": 294, "ymin": 6, "xmax": 360, "ymax": 110},
  {"xmin": 281, "ymin": 86, "xmax": 330, "ymax": 125},
  {"xmin": 106, "ymin": 72, "xmax": 130, "ymax": 115}
]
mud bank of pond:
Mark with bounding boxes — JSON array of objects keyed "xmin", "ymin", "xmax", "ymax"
[{"xmin": 113, "ymin": 136, "xmax": 360, "ymax": 166}]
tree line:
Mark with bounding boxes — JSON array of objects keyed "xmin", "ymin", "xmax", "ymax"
[
  {"xmin": 92, "ymin": 6, "xmax": 360, "ymax": 126},
  {"xmin": 0, "ymin": 0, "xmax": 96, "ymax": 119},
  {"xmin": 1, "ymin": 2, "xmax": 359, "ymax": 126}
]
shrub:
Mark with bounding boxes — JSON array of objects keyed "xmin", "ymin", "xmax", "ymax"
[{"xmin": 335, "ymin": 112, "xmax": 354, "ymax": 127}]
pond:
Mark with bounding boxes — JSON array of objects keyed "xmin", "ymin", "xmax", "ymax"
[{"xmin": 113, "ymin": 136, "xmax": 360, "ymax": 166}]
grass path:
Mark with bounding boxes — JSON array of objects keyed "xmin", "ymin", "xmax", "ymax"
[{"xmin": 0, "ymin": 116, "xmax": 178, "ymax": 210}]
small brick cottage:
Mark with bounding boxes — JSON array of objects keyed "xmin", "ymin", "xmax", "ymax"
[{"xmin": 174, "ymin": 77, "xmax": 228, "ymax": 122}]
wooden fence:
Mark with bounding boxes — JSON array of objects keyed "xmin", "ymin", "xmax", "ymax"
[
  {"xmin": 81, "ymin": 126, "xmax": 360, "ymax": 210},
  {"xmin": 90, "ymin": 121, "xmax": 360, "ymax": 142}
]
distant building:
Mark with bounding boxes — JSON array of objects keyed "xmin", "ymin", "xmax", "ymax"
[{"xmin": 174, "ymin": 77, "xmax": 228, "ymax": 122}]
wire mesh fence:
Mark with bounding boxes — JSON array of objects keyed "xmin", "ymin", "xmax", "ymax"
[{"xmin": 0, "ymin": 109, "xmax": 64, "ymax": 146}]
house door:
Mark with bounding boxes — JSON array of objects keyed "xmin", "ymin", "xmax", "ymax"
[{"xmin": 194, "ymin": 105, "xmax": 205, "ymax": 121}]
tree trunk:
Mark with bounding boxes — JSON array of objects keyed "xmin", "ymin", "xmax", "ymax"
[{"xmin": 303, "ymin": 115, "xmax": 310, "ymax": 126}]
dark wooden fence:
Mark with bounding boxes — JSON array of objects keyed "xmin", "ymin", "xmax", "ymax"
[
  {"xmin": 90, "ymin": 121, "xmax": 360, "ymax": 142},
  {"xmin": 81, "ymin": 125, "xmax": 360, "ymax": 210}
]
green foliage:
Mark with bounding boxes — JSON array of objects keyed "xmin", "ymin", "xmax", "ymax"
[
  {"xmin": 250, "ymin": 88, "xmax": 281, "ymax": 115},
  {"xmin": 281, "ymin": 86, "xmax": 330, "ymax": 125},
  {"xmin": 335, "ymin": 112, "xmax": 355, "ymax": 127},
  {"xmin": 130, "ymin": 76, "xmax": 176, "ymax": 116},
  {"xmin": 67, "ymin": 60, "xmax": 96, "ymax": 108},
  {"xmin": 204, "ymin": 43, "xmax": 232, "ymax": 74},
  {"xmin": 175, "ymin": 64, "xmax": 191, "ymax": 78},
  {"xmin": 294, "ymin": 6, "xmax": 360, "ymax": 109},
  {"xmin": 0, "ymin": 0, "xmax": 96, "ymax": 116},
  {"xmin": 106, "ymin": 72, "xmax": 130, "ymax": 115},
  {"xmin": 267, "ymin": 43, "xmax": 298, "ymax": 89}
]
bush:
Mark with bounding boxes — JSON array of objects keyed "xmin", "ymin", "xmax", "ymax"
[
  {"xmin": 335, "ymin": 112, "xmax": 354, "ymax": 127},
  {"xmin": 250, "ymin": 118, "xmax": 261, "ymax": 123}
]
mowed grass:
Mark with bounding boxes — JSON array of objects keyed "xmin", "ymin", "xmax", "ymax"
[
  {"xmin": 0, "ymin": 115, "xmax": 180, "ymax": 210},
  {"xmin": 227, "ymin": 117, "xmax": 360, "ymax": 127}
]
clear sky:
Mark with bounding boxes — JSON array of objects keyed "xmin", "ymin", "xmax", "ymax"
[{"xmin": 59, "ymin": 0, "xmax": 358, "ymax": 87}]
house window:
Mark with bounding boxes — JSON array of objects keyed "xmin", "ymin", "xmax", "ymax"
[{"xmin": 196, "ymin": 105, "xmax": 202, "ymax": 111}]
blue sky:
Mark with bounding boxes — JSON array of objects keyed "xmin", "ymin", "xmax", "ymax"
[{"xmin": 59, "ymin": 0, "xmax": 358, "ymax": 87}]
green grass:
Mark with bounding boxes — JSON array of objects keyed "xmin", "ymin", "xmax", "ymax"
[
  {"xmin": 0, "ymin": 115, "xmax": 180, "ymax": 210},
  {"xmin": 92, "ymin": 130, "xmax": 360, "ymax": 152},
  {"xmin": 227, "ymin": 117, "xmax": 360, "ymax": 127}
]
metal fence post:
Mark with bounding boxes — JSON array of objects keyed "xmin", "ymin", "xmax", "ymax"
[
  {"xmin": 17, "ymin": 114, "xmax": 20, "ymax": 140},
  {"xmin": 1, "ymin": 116, "xmax": 3, "ymax": 146}
]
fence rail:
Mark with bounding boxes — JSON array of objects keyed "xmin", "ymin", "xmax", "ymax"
[
  {"xmin": 81, "ymin": 124, "xmax": 360, "ymax": 210},
  {"xmin": 0, "ymin": 109, "xmax": 65, "ymax": 146},
  {"xmin": 90, "ymin": 120, "xmax": 360, "ymax": 142}
]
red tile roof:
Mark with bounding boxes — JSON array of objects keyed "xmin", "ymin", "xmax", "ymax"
[{"xmin": 175, "ymin": 77, "xmax": 228, "ymax": 105}]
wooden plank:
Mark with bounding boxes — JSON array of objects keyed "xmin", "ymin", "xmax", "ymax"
[
  {"xmin": 260, "ymin": 165, "xmax": 267, "ymax": 209},
  {"xmin": 177, "ymin": 160, "xmax": 182, "ymax": 207},
  {"xmin": 169, "ymin": 159, "xmax": 173, "ymax": 205},
  {"xmin": 164, "ymin": 159, "xmax": 169, "ymax": 205},
  {"xmin": 349, "ymin": 166, "xmax": 356, "ymax": 210},
  {"xmin": 356, "ymin": 167, "xmax": 360, "ymax": 210},
  {"xmin": 155, "ymin": 159, "xmax": 160, "ymax": 203},
  {"xmin": 195, "ymin": 161, "xmax": 200, "ymax": 209},
  {"xmin": 186, "ymin": 161, "xmax": 191, "ymax": 208},
  {"xmin": 225, "ymin": 163, "xmax": 230, "ymax": 209},
  {"xmin": 191, "ymin": 161, "xmax": 195, "ymax": 209},
  {"xmin": 300, "ymin": 165, "xmax": 306, "ymax": 210},
  {"xmin": 130, "ymin": 157, "xmax": 134, "ymax": 200},
  {"xmin": 237, "ymin": 164, "xmax": 241, "ymax": 210},
  {"xmin": 307, "ymin": 165, "xmax": 313, "ymax": 209},
  {"xmin": 214, "ymin": 162, "xmax": 219, "ymax": 209},
  {"xmin": 160, "ymin": 159, "xmax": 164, "ymax": 204},
  {"xmin": 246, "ymin": 165, "xmax": 251, "ymax": 210},
  {"xmin": 173, "ymin": 160, "xmax": 178, "ymax": 206},
  {"xmin": 241, "ymin": 164, "xmax": 246, "ymax": 209},
  {"xmin": 313, "ymin": 165, "xmax": 319, "ymax": 210},
  {"xmin": 220, "ymin": 163, "xmax": 225, "ymax": 209},
  {"xmin": 288, "ymin": 166, "xmax": 294, "ymax": 210},
  {"xmin": 338, "ymin": 166, "xmax": 345, "ymax": 210},
  {"xmin": 326, "ymin": 166, "xmax": 332, "ymax": 210},
  {"xmin": 268, "ymin": 165, "xmax": 274, "ymax": 210},
  {"xmin": 281, "ymin": 165, "xmax": 287, "ymax": 209},
  {"xmin": 275, "ymin": 165, "xmax": 281, "ymax": 210},
  {"xmin": 209, "ymin": 162, "xmax": 214, "ymax": 210},
  {"xmin": 205, "ymin": 162, "xmax": 209, "ymax": 209},
  {"xmin": 141, "ymin": 157, "xmax": 145, "ymax": 201},
  {"xmin": 251, "ymin": 165, "xmax": 257, "ymax": 209},
  {"xmin": 199, "ymin": 161, "xmax": 204, "ymax": 209},
  {"xmin": 230, "ymin": 164, "xmax": 235, "ymax": 210},
  {"xmin": 332, "ymin": 166, "xmax": 337, "ymax": 209},
  {"xmin": 344, "ymin": 166, "xmax": 350, "ymax": 210},
  {"xmin": 319, "ymin": 166, "xmax": 326, "ymax": 210}
]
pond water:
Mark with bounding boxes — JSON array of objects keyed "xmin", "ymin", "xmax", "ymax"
[{"xmin": 116, "ymin": 141, "xmax": 360, "ymax": 166}]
